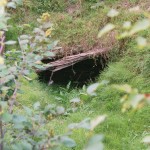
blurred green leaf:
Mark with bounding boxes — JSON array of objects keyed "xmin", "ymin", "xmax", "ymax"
[
  {"xmin": 107, "ymin": 9, "xmax": 119, "ymax": 18},
  {"xmin": 7, "ymin": 2, "xmax": 16, "ymax": 9},
  {"xmin": 87, "ymin": 83, "xmax": 100, "ymax": 96},
  {"xmin": 98, "ymin": 24, "xmax": 115, "ymax": 38},
  {"xmin": 136, "ymin": 36, "xmax": 147, "ymax": 49},
  {"xmin": 56, "ymin": 106, "xmax": 65, "ymax": 115},
  {"xmin": 61, "ymin": 136, "xmax": 76, "ymax": 148},
  {"xmin": 143, "ymin": 136, "xmax": 150, "ymax": 145},
  {"xmin": 70, "ymin": 98, "xmax": 80, "ymax": 104},
  {"xmin": 91, "ymin": 115, "xmax": 106, "ymax": 130},
  {"xmin": 84, "ymin": 135, "xmax": 104, "ymax": 150},
  {"xmin": 5, "ymin": 40, "xmax": 16, "ymax": 45},
  {"xmin": 2, "ymin": 112, "xmax": 12, "ymax": 122},
  {"xmin": 33, "ymin": 102, "xmax": 40, "ymax": 110},
  {"xmin": 129, "ymin": 19, "xmax": 150, "ymax": 35}
]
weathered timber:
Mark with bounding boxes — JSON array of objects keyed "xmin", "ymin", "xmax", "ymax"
[
  {"xmin": 36, "ymin": 47, "xmax": 111, "ymax": 86},
  {"xmin": 36, "ymin": 47, "xmax": 110, "ymax": 73}
]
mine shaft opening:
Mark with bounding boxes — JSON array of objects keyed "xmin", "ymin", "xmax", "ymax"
[{"xmin": 38, "ymin": 56, "xmax": 107, "ymax": 87}]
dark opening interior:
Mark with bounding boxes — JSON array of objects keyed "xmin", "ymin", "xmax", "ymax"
[{"xmin": 38, "ymin": 57, "xmax": 107, "ymax": 87}]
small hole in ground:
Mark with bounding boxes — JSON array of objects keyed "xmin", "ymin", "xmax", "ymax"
[{"xmin": 38, "ymin": 57, "xmax": 107, "ymax": 87}]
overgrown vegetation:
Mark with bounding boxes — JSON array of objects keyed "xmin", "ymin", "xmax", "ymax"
[{"xmin": 0, "ymin": 0, "xmax": 150, "ymax": 150}]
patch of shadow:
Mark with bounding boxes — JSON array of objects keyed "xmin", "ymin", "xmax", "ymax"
[{"xmin": 38, "ymin": 56, "xmax": 107, "ymax": 87}]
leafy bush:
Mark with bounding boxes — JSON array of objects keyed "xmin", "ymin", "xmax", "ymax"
[
  {"xmin": 0, "ymin": 0, "xmax": 150, "ymax": 150},
  {"xmin": 0, "ymin": 1, "xmax": 106, "ymax": 150}
]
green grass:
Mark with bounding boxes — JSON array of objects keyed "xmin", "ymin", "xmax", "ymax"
[
  {"xmin": 6, "ymin": 0, "xmax": 150, "ymax": 149},
  {"xmin": 18, "ymin": 44, "xmax": 150, "ymax": 150}
]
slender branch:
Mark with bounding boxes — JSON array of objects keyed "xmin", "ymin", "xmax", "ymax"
[
  {"xmin": 8, "ymin": 79, "xmax": 19, "ymax": 114},
  {"xmin": 0, "ymin": 34, "xmax": 5, "ymax": 55},
  {"xmin": 0, "ymin": 106, "xmax": 3, "ymax": 150}
]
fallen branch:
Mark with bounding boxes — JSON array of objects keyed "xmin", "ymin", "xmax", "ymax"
[{"xmin": 36, "ymin": 47, "xmax": 110, "ymax": 73}]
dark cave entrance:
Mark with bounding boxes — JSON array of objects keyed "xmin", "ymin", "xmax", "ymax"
[{"xmin": 38, "ymin": 56, "xmax": 107, "ymax": 87}]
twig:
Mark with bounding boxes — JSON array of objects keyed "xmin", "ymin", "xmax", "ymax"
[
  {"xmin": 0, "ymin": 33, "xmax": 5, "ymax": 55},
  {"xmin": 0, "ymin": 106, "xmax": 4, "ymax": 150},
  {"xmin": 8, "ymin": 79, "xmax": 19, "ymax": 114}
]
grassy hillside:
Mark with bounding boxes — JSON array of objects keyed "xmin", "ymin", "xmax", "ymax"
[{"xmin": 6, "ymin": 0, "xmax": 150, "ymax": 149}]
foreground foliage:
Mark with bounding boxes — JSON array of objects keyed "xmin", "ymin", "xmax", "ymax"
[{"xmin": 0, "ymin": 0, "xmax": 150, "ymax": 150}]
